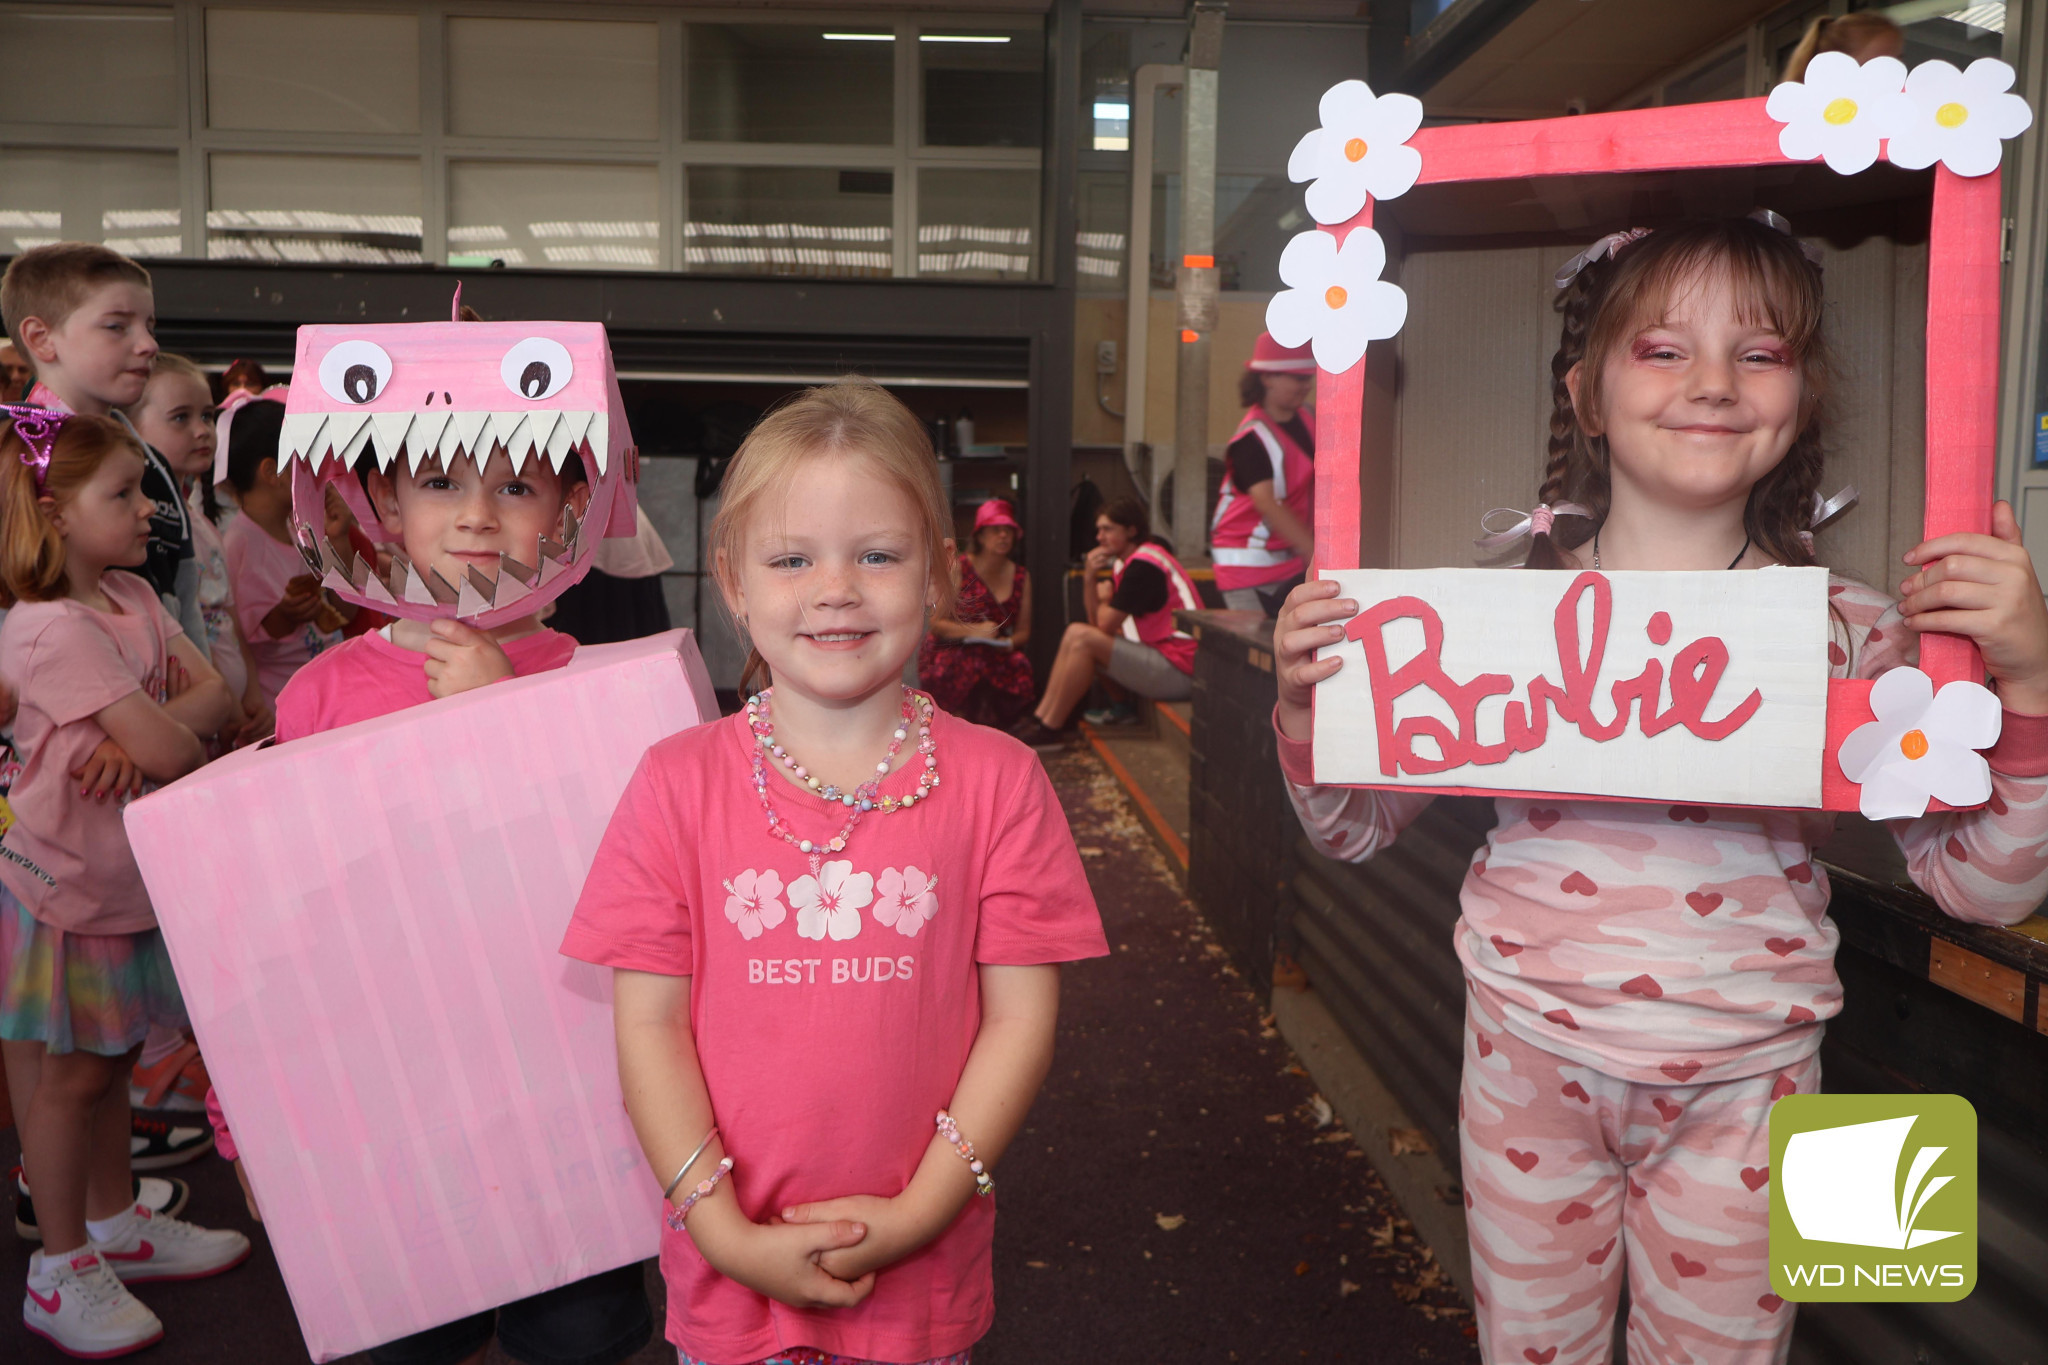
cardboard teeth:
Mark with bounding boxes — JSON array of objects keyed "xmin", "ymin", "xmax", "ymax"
[{"xmin": 282, "ymin": 321, "xmax": 637, "ymax": 628}]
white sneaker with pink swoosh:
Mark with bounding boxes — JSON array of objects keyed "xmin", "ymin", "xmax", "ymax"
[
  {"xmin": 23, "ymin": 1247, "xmax": 164, "ymax": 1357},
  {"xmin": 90, "ymin": 1204, "xmax": 251, "ymax": 1282}
]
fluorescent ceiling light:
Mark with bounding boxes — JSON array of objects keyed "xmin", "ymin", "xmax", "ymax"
[
  {"xmin": 921, "ymin": 35, "xmax": 1011, "ymax": 43},
  {"xmin": 822, "ymin": 32, "xmax": 894, "ymax": 40}
]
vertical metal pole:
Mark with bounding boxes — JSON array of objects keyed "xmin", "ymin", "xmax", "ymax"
[
  {"xmin": 1125, "ymin": 64, "xmax": 1184, "ymax": 503},
  {"xmin": 1173, "ymin": 0, "xmax": 1225, "ymax": 561}
]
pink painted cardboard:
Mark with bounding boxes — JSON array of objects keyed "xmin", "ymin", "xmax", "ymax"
[
  {"xmin": 279, "ymin": 320, "xmax": 640, "ymax": 630},
  {"xmin": 124, "ymin": 632, "xmax": 717, "ymax": 1361}
]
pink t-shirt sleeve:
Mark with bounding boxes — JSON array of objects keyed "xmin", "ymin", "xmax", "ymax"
[
  {"xmin": 561, "ymin": 752, "xmax": 695, "ymax": 974},
  {"xmin": 20, "ymin": 611, "xmax": 146, "ymax": 727},
  {"xmin": 226, "ymin": 522, "xmax": 290, "ymax": 642},
  {"xmin": 972, "ymin": 759, "xmax": 1108, "ymax": 965}
]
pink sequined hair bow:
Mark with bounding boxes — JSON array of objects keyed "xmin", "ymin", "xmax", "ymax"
[
  {"xmin": 1, "ymin": 403, "xmax": 65, "ymax": 493},
  {"xmin": 1474, "ymin": 502, "xmax": 1592, "ymax": 552},
  {"xmin": 1554, "ymin": 210, "xmax": 1822, "ymax": 290}
]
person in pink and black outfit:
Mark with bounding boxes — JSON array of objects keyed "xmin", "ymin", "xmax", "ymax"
[
  {"xmin": 920, "ymin": 499, "xmax": 1034, "ymax": 729},
  {"xmin": 1212, "ymin": 332, "xmax": 1316, "ymax": 616},
  {"xmin": 1010, "ymin": 497, "xmax": 1199, "ymax": 746}
]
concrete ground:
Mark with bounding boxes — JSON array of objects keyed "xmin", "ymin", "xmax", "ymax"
[{"xmin": 1, "ymin": 742, "xmax": 1474, "ymax": 1364}]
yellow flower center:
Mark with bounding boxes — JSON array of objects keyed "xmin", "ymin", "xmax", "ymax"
[
  {"xmin": 1344, "ymin": 137, "xmax": 1369, "ymax": 162},
  {"xmin": 1324, "ymin": 285, "xmax": 1349, "ymax": 309},
  {"xmin": 1936, "ymin": 101, "xmax": 1970, "ymax": 128},
  {"xmin": 1823, "ymin": 97, "xmax": 1859, "ymax": 125},
  {"xmin": 1900, "ymin": 729, "xmax": 1930, "ymax": 760}
]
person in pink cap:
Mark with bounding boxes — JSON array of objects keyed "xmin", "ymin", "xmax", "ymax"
[
  {"xmin": 1212, "ymin": 332, "xmax": 1316, "ymax": 615},
  {"xmin": 918, "ymin": 498, "xmax": 1034, "ymax": 728}
]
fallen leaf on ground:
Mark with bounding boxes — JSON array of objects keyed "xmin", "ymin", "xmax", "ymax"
[
  {"xmin": 1077, "ymin": 846, "xmax": 1104, "ymax": 857},
  {"xmin": 1155, "ymin": 1213, "xmax": 1187, "ymax": 1231},
  {"xmin": 1391, "ymin": 1281, "xmax": 1422, "ymax": 1302},
  {"xmin": 1294, "ymin": 1260, "xmax": 1311, "ymax": 1276},
  {"xmin": 1309, "ymin": 1096, "xmax": 1334, "ymax": 1128},
  {"xmin": 1026, "ymin": 1260, "xmax": 1048, "ymax": 1269},
  {"xmin": 1265, "ymin": 1113, "xmax": 1286, "ymax": 1124},
  {"xmin": 1370, "ymin": 1219, "xmax": 1398, "ymax": 1248},
  {"xmin": 1389, "ymin": 1127, "xmax": 1434, "ymax": 1156},
  {"xmin": 1339, "ymin": 1279, "xmax": 1361, "ymax": 1297},
  {"xmin": 1259, "ymin": 1027, "xmax": 1279, "ymax": 1039}
]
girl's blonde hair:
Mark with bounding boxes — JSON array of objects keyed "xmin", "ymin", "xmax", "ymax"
[
  {"xmin": 0, "ymin": 412, "xmax": 148, "ymax": 606},
  {"xmin": 1527, "ymin": 217, "xmax": 1831, "ymax": 571},
  {"xmin": 709, "ymin": 379, "xmax": 954, "ymax": 695},
  {"xmin": 130, "ymin": 352, "xmax": 210, "ymax": 420}
]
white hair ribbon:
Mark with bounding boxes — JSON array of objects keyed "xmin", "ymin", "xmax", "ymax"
[
  {"xmin": 1553, "ymin": 230, "xmax": 1651, "ymax": 290},
  {"xmin": 1476, "ymin": 502, "xmax": 1593, "ymax": 552}
]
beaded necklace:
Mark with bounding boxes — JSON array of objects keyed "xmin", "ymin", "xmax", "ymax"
[{"xmin": 746, "ymin": 686, "xmax": 939, "ymax": 876}]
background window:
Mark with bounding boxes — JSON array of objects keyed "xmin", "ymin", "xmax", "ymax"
[
  {"xmin": 1075, "ymin": 171, "xmax": 1128, "ymax": 294},
  {"xmin": 0, "ymin": 149, "xmax": 181, "ymax": 257},
  {"xmin": 0, "ymin": 5, "xmax": 177, "ymax": 127},
  {"xmin": 447, "ymin": 18, "xmax": 658, "ymax": 141},
  {"xmin": 922, "ymin": 28, "xmax": 1042, "ymax": 148},
  {"xmin": 206, "ymin": 8, "xmax": 419, "ymax": 133},
  {"xmin": 688, "ymin": 25, "xmax": 893, "ymax": 145},
  {"xmin": 685, "ymin": 168, "xmax": 893, "ymax": 278},
  {"xmin": 918, "ymin": 169, "xmax": 1038, "ymax": 280},
  {"xmin": 208, "ymin": 154, "xmax": 422, "ymax": 263},
  {"xmin": 448, "ymin": 162, "xmax": 660, "ymax": 270}
]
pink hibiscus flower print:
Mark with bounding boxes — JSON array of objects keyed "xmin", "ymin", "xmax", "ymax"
[
  {"xmin": 873, "ymin": 866, "xmax": 939, "ymax": 938},
  {"xmin": 723, "ymin": 869, "xmax": 787, "ymax": 940},
  {"xmin": 790, "ymin": 860, "xmax": 873, "ymax": 942}
]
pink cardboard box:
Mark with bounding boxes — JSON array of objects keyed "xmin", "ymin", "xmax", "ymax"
[{"xmin": 125, "ymin": 631, "xmax": 717, "ymax": 1360}]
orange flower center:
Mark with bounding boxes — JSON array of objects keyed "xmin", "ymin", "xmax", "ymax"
[
  {"xmin": 1344, "ymin": 137, "xmax": 1369, "ymax": 162},
  {"xmin": 1899, "ymin": 729, "xmax": 1929, "ymax": 760},
  {"xmin": 1324, "ymin": 285, "xmax": 1348, "ymax": 309}
]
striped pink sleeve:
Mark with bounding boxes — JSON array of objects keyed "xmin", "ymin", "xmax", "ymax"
[
  {"xmin": 1840, "ymin": 584, "xmax": 2048, "ymax": 926},
  {"xmin": 1273, "ymin": 705, "xmax": 1437, "ymax": 863}
]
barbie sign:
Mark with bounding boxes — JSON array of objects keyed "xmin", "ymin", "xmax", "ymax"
[{"xmin": 1312, "ymin": 567, "xmax": 1831, "ymax": 806}]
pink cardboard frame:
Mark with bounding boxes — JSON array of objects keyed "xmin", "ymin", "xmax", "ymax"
[{"xmin": 1310, "ymin": 97, "xmax": 2002, "ymax": 811}]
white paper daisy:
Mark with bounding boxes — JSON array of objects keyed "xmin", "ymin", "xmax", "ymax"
[
  {"xmin": 1765, "ymin": 50, "xmax": 1908, "ymax": 175},
  {"xmin": 1881, "ymin": 58, "xmax": 2034, "ymax": 178},
  {"xmin": 1287, "ymin": 79, "xmax": 1425, "ymax": 225},
  {"xmin": 1265, "ymin": 228, "xmax": 1408, "ymax": 376},
  {"xmin": 1837, "ymin": 667, "xmax": 2001, "ymax": 821}
]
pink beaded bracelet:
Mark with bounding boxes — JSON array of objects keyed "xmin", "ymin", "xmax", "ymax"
[
  {"xmin": 665, "ymin": 1156, "xmax": 734, "ymax": 1232},
  {"xmin": 936, "ymin": 1110, "xmax": 993, "ymax": 1197}
]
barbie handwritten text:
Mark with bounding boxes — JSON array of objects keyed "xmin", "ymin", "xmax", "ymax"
[{"xmin": 1312, "ymin": 567, "xmax": 1831, "ymax": 807}]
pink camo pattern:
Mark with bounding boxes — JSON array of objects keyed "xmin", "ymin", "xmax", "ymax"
[
  {"xmin": 1460, "ymin": 993, "xmax": 1817, "ymax": 1364},
  {"xmin": 1280, "ymin": 577, "xmax": 2048, "ymax": 1086}
]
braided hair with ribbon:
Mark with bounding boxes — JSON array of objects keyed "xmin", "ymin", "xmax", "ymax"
[{"xmin": 1520, "ymin": 215, "xmax": 1837, "ymax": 571}]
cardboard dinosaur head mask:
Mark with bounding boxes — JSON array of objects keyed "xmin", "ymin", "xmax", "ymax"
[{"xmin": 279, "ymin": 319, "xmax": 639, "ymax": 629}]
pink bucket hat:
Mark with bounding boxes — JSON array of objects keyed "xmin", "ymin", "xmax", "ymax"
[
  {"xmin": 973, "ymin": 499, "xmax": 1021, "ymax": 532},
  {"xmin": 1247, "ymin": 332, "xmax": 1316, "ymax": 373}
]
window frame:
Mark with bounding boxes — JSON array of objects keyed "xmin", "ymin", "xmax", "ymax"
[{"xmin": 0, "ymin": 0, "xmax": 1047, "ymax": 279}]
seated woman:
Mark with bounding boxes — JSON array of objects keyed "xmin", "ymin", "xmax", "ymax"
[
  {"xmin": 920, "ymin": 498, "xmax": 1035, "ymax": 727},
  {"xmin": 1011, "ymin": 496, "xmax": 1199, "ymax": 746}
]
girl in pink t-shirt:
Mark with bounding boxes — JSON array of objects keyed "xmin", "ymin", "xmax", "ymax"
[
  {"xmin": 0, "ymin": 410, "xmax": 251, "ymax": 1357},
  {"xmin": 563, "ymin": 380, "xmax": 1107, "ymax": 1365},
  {"xmin": 1274, "ymin": 217, "xmax": 2048, "ymax": 1363}
]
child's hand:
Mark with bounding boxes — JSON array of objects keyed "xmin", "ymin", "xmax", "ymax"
[
  {"xmin": 424, "ymin": 620, "xmax": 515, "ymax": 700},
  {"xmin": 781, "ymin": 1193, "xmax": 941, "ymax": 1282},
  {"xmin": 240, "ymin": 695, "xmax": 276, "ymax": 746},
  {"xmin": 689, "ymin": 1210, "xmax": 877, "ymax": 1309},
  {"xmin": 163, "ymin": 654, "xmax": 192, "ymax": 701},
  {"xmin": 71, "ymin": 740, "xmax": 144, "ymax": 802},
  {"xmin": 1274, "ymin": 578, "xmax": 1357, "ymax": 743},
  {"xmin": 1900, "ymin": 501, "xmax": 2048, "ymax": 715}
]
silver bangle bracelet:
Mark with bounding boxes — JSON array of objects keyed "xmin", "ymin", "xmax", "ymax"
[{"xmin": 663, "ymin": 1126, "xmax": 719, "ymax": 1203}]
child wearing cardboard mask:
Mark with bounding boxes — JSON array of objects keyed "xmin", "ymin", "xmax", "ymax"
[
  {"xmin": 1272, "ymin": 216, "xmax": 2048, "ymax": 1362},
  {"xmin": 209, "ymin": 426, "xmax": 654, "ymax": 1365}
]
